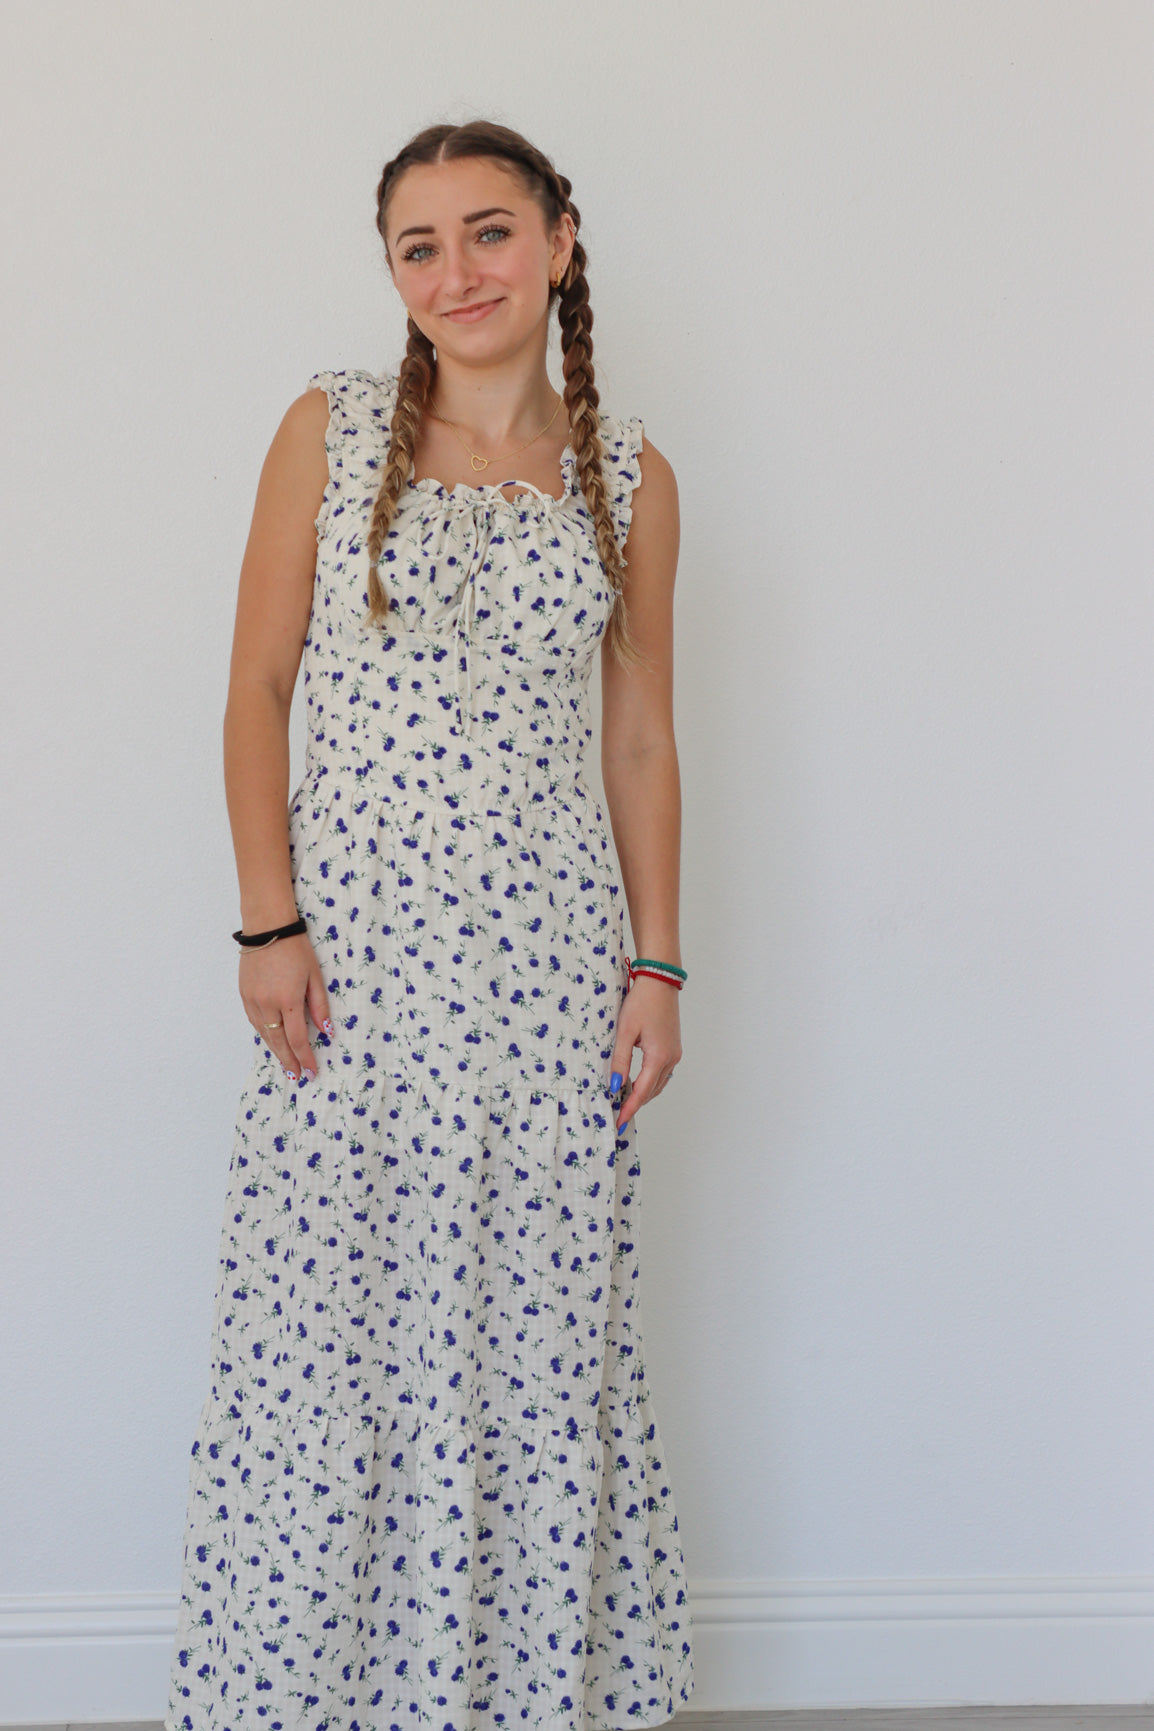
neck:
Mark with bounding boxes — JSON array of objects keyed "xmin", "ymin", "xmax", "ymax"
[{"xmin": 430, "ymin": 344, "xmax": 561, "ymax": 448}]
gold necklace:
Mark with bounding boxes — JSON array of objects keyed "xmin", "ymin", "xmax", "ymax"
[{"xmin": 428, "ymin": 392, "xmax": 565, "ymax": 472}]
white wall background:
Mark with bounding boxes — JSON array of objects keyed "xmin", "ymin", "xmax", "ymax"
[{"xmin": 2, "ymin": 0, "xmax": 1153, "ymax": 1719}]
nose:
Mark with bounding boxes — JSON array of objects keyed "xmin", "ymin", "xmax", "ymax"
[{"xmin": 440, "ymin": 241, "xmax": 482, "ymax": 299}]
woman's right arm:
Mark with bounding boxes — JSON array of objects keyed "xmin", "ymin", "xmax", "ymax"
[{"xmin": 223, "ymin": 385, "xmax": 333, "ymax": 1083}]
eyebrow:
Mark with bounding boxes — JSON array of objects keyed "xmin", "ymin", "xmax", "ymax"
[{"xmin": 395, "ymin": 207, "xmax": 517, "ymax": 243}]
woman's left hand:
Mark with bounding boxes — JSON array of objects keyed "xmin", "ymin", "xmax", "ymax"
[{"xmin": 607, "ymin": 975, "xmax": 683, "ymax": 1134}]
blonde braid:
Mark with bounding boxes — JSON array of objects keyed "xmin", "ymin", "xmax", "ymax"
[
  {"xmin": 508, "ymin": 146, "xmax": 644, "ymax": 670},
  {"xmin": 365, "ymin": 315, "xmax": 435, "ymax": 626},
  {"xmin": 546, "ymin": 176, "xmax": 646, "ymax": 671}
]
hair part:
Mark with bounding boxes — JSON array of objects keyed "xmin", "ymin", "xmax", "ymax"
[{"xmin": 364, "ymin": 119, "xmax": 644, "ymax": 671}]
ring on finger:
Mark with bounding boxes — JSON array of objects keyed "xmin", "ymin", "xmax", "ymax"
[{"xmin": 264, "ymin": 1021, "xmax": 282, "ymax": 1030}]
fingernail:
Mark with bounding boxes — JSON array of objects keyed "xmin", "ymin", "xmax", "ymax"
[
  {"xmin": 616, "ymin": 1118, "xmax": 628, "ymax": 1134},
  {"xmin": 301, "ymin": 1070, "xmax": 315, "ymax": 1085},
  {"xmin": 322, "ymin": 1019, "xmax": 334, "ymax": 1036},
  {"xmin": 609, "ymin": 1071, "xmax": 622, "ymax": 1094},
  {"xmin": 285, "ymin": 1070, "xmax": 298, "ymax": 1082}
]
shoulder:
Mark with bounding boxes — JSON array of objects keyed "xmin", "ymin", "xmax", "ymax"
[
  {"xmin": 255, "ymin": 369, "xmax": 393, "ymax": 507},
  {"xmin": 634, "ymin": 433, "xmax": 677, "ymax": 505},
  {"xmin": 284, "ymin": 384, "xmax": 334, "ymax": 435},
  {"xmin": 621, "ymin": 433, "xmax": 679, "ymax": 573},
  {"xmin": 258, "ymin": 385, "xmax": 335, "ymax": 488}
]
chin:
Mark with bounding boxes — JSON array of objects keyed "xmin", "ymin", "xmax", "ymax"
[{"xmin": 440, "ymin": 322, "xmax": 533, "ymax": 361}]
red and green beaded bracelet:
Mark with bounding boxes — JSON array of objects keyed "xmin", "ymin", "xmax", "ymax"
[{"xmin": 627, "ymin": 956, "xmax": 688, "ymax": 991}]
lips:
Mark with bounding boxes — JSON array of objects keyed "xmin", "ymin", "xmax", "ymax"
[{"xmin": 442, "ymin": 298, "xmax": 503, "ymax": 324}]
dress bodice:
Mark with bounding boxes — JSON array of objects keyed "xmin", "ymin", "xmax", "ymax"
[{"xmin": 304, "ymin": 368, "xmax": 644, "ymax": 813}]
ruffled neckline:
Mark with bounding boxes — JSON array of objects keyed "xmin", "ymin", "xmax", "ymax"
[{"xmin": 405, "ymin": 444, "xmax": 580, "ymax": 508}]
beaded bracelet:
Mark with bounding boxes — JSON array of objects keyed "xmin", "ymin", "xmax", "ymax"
[
  {"xmin": 232, "ymin": 916, "xmax": 308, "ymax": 949},
  {"xmin": 627, "ymin": 956, "xmax": 688, "ymax": 991}
]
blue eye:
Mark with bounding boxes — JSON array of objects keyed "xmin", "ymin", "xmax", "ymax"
[
  {"xmin": 402, "ymin": 242, "xmax": 435, "ymax": 263},
  {"xmin": 477, "ymin": 224, "xmax": 511, "ymax": 244}
]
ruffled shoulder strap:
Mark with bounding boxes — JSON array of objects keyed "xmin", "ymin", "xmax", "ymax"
[
  {"xmin": 307, "ymin": 366, "xmax": 399, "ymax": 434},
  {"xmin": 306, "ymin": 368, "xmax": 398, "ymax": 540},
  {"xmin": 597, "ymin": 410, "xmax": 646, "ymax": 552}
]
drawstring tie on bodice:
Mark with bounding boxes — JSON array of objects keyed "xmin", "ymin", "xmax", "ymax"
[{"xmin": 448, "ymin": 479, "xmax": 556, "ymax": 739}]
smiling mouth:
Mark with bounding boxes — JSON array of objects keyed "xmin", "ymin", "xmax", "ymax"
[{"xmin": 443, "ymin": 298, "xmax": 503, "ymax": 322}]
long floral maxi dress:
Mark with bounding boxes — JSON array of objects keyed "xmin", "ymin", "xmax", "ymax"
[{"xmin": 165, "ymin": 367, "xmax": 694, "ymax": 1731}]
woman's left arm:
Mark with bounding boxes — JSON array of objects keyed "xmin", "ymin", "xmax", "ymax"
[{"xmin": 600, "ymin": 435, "xmax": 683, "ymax": 1133}]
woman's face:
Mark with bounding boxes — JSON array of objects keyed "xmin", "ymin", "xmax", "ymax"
[{"xmin": 384, "ymin": 155, "xmax": 573, "ymax": 365}]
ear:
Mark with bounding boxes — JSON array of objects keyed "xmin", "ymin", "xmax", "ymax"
[{"xmin": 551, "ymin": 212, "xmax": 577, "ymax": 280}]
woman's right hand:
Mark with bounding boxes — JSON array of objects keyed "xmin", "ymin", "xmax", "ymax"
[{"xmin": 238, "ymin": 933, "xmax": 334, "ymax": 1083}]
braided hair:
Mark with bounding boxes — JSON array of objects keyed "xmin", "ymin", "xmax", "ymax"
[{"xmin": 365, "ymin": 121, "xmax": 643, "ymax": 670}]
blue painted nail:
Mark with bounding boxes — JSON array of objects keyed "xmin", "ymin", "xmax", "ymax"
[
  {"xmin": 616, "ymin": 1118, "xmax": 627, "ymax": 1134},
  {"xmin": 610, "ymin": 1071, "xmax": 622, "ymax": 1094}
]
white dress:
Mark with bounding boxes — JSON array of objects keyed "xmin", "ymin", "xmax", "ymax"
[{"xmin": 165, "ymin": 368, "xmax": 694, "ymax": 1731}]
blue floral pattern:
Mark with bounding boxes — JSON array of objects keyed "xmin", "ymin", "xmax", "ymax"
[{"xmin": 165, "ymin": 368, "xmax": 693, "ymax": 1731}]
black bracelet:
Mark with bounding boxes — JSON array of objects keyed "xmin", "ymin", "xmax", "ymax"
[{"xmin": 232, "ymin": 917, "xmax": 308, "ymax": 949}]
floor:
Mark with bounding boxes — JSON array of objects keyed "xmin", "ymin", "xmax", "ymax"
[{"xmin": 9, "ymin": 1710, "xmax": 1154, "ymax": 1731}]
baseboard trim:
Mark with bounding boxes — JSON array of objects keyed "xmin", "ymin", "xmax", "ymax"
[
  {"xmin": 0, "ymin": 1594, "xmax": 176, "ymax": 1644},
  {"xmin": 693, "ymin": 1574, "xmax": 1154, "ymax": 1625},
  {"xmin": 3, "ymin": 1577, "xmax": 1154, "ymax": 1722}
]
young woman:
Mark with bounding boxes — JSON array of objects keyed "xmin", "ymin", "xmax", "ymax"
[{"xmin": 166, "ymin": 120, "xmax": 693, "ymax": 1731}]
